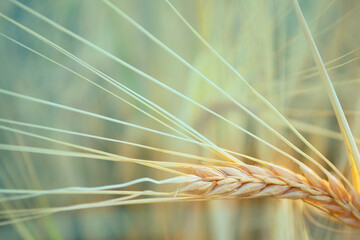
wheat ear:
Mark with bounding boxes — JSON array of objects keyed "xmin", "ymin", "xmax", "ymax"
[{"xmin": 180, "ymin": 164, "xmax": 360, "ymax": 228}]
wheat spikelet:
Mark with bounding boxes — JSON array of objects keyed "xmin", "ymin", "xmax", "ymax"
[{"xmin": 180, "ymin": 164, "xmax": 360, "ymax": 228}]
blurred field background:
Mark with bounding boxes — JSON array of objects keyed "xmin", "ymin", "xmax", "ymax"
[{"xmin": 0, "ymin": 0, "xmax": 360, "ymax": 239}]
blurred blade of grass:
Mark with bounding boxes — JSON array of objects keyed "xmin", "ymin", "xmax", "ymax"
[
  {"xmin": 7, "ymin": 0, "xmax": 240, "ymax": 160},
  {"xmin": 292, "ymin": 0, "xmax": 360, "ymax": 191},
  {"xmin": 5, "ymin": 0, "xmax": 346, "ymax": 183},
  {"xmin": 165, "ymin": 0, "xmax": 352, "ymax": 186}
]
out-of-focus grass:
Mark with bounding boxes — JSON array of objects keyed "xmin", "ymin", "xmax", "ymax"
[{"xmin": 0, "ymin": 0, "xmax": 359, "ymax": 239}]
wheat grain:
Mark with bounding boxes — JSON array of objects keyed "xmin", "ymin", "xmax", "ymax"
[{"xmin": 180, "ymin": 164, "xmax": 360, "ymax": 228}]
